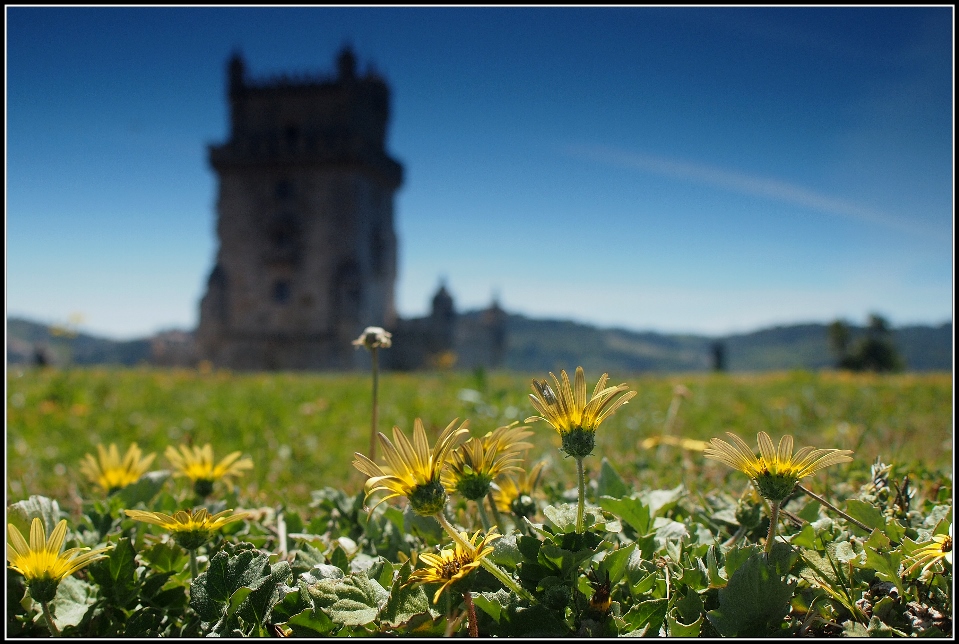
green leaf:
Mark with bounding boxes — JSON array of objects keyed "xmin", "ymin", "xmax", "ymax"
[
  {"xmin": 285, "ymin": 607, "xmax": 335, "ymax": 636},
  {"xmin": 723, "ymin": 543, "xmax": 760, "ymax": 578},
  {"xmin": 114, "ymin": 470, "xmax": 170, "ymax": 508},
  {"xmin": 790, "ymin": 523, "xmax": 818, "ymax": 549},
  {"xmin": 597, "ymin": 457, "xmax": 631, "ymax": 498},
  {"xmin": 667, "ymin": 607, "xmax": 703, "ymax": 637},
  {"xmin": 236, "ymin": 560, "xmax": 292, "ymax": 627},
  {"xmin": 863, "ymin": 531, "xmax": 905, "ymax": 596},
  {"xmin": 329, "ymin": 573, "xmax": 389, "ymax": 626},
  {"xmin": 623, "ymin": 598, "xmax": 668, "ymax": 635},
  {"xmin": 494, "ymin": 603, "xmax": 569, "ymax": 637},
  {"xmin": 87, "ymin": 537, "xmax": 138, "ymax": 607},
  {"xmin": 640, "ymin": 485, "xmax": 684, "ymax": 517},
  {"xmin": 706, "ymin": 550, "xmax": 796, "ymax": 637},
  {"xmin": 301, "ymin": 563, "xmax": 345, "ymax": 585},
  {"xmin": 543, "ymin": 503, "xmax": 578, "ymax": 533},
  {"xmin": 7, "ymin": 495, "xmax": 62, "ymax": 540},
  {"xmin": 189, "ymin": 547, "xmax": 272, "ymax": 623},
  {"xmin": 599, "ymin": 495, "xmax": 652, "ymax": 536},
  {"xmin": 489, "ymin": 532, "xmax": 523, "ymax": 570},
  {"xmin": 140, "ymin": 540, "xmax": 188, "ymax": 574},
  {"xmin": 123, "ymin": 607, "xmax": 165, "ymax": 637},
  {"xmin": 379, "ymin": 566, "xmax": 432, "ymax": 628},
  {"xmin": 674, "ymin": 587, "xmax": 704, "ymax": 624},
  {"xmin": 706, "ymin": 545, "xmax": 726, "ymax": 588},
  {"xmin": 599, "ymin": 542, "xmax": 636, "ymax": 586},
  {"xmin": 328, "ymin": 545, "xmax": 350, "ymax": 574},
  {"xmin": 473, "ymin": 588, "xmax": 512, "ymax": 622},
  {"xmin": 49, "ymin": 575, "xmax": 97, "ymax": 631},
  {"xmin": 844, "ymin": 500, "xmax": 885, "ymax": 534}
]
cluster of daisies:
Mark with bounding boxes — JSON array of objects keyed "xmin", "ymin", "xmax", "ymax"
[{"xmin": 7, "ymin": 366, "xmax": 952, "ymax": 633}]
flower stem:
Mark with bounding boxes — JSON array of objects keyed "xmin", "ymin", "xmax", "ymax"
[
  {"xmin": 434, "ymin": 512, "xmax": 535, "ymax": 603},
  {"xmin": 463, "ymin": 591, "xmax": 479, "ymax": 637},
  {"xmin": 190, "ymin": 549, "xmax": 199, "ymax": 580},
  {"xmin": 476, "ymin": 501, "xmax": 492, "ymax": 532},
  {"xmin": 765, "ymin": 500, "xmax": 781, "ymax": 556},
  {"xmin": 41, "ymin": 601, "xmax": 61, "ymax": 637},
  {"xmin": 486, "ymin": 491, "xmax": 504, "ymax": 531},
  {"xmin": 576, "ymin": 457, "xmax": 586, "ymax": 534},
  {"xmin": 369, "ymin": 347, "xmax": 380, "ymax": 462},
  {"xmin": 797, "ymin": 484, "xmax": 872, "ymax": 533}
]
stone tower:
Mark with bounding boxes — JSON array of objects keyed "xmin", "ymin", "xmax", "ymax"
[{"xmin": 197, "ymin": 48, "xmax": 403, "ymax": 370}]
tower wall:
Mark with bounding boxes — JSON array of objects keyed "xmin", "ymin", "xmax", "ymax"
[{"xmin": 197, "ymin": 49, "xmax": 401, "ymax": 370}]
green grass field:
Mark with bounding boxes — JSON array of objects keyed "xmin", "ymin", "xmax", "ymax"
[{"xmin": 7, "ymin": 366, "xmax": 952, "ymax": 511}]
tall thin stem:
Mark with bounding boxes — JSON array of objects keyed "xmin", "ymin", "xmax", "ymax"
[
  {"xmin": 190, "ymin": 549, "xmax": 199, "ymax": 580},
  {"xmin": 434, "ymin": 512, "xmax": 535, "ymax": 603},
  {"xmin": 463, "ymin": 591, "xmax": 479, "ymax": 637},
  {"xmin": 476, "ymin": 501, "xmax": 492, "ymax": 532},
  {"xmin": 765, "ymin": 500, "xmax": 781, "ymax": 556},
  {"xmin": 576, "ymin": 457, "xmax": 586, "ymax": 534},
  {"xmin": 797, "ymin": 484, "xmax": 871, "ymax": 532},
  {"xmin": 486, "ymin": 491, "xmax": 504, "ymax": 531},
  {"xmin": 41, "ymin": 600, "xmax": 61, "ymax": 637},
  {"xmin": 369, "ymin": 347, "xmax": 379, "ymax": 461}
]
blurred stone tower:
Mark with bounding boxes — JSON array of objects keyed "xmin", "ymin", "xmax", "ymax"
[{"xmin": 197, "ymin": 48, "xmax": 402, "ymax": 370}]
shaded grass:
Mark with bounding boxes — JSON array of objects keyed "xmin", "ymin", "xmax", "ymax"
[{"xmin": 6, "ymin": 366, "xmax": 952, "ymax": 511}]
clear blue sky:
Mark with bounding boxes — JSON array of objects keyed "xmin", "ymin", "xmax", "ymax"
[{"xmin": 6, "ymin": 6, "xmax": 954, "ymax": 340}]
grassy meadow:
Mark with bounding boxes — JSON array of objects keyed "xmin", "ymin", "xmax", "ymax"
[{"xmin": 7, "ymin": 365, "xmax": 952, "ymax": 511}]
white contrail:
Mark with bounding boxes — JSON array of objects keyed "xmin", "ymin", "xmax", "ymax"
[{"xmin": 566, "ymin": 143, "xmax": 939, "ymax": 239}]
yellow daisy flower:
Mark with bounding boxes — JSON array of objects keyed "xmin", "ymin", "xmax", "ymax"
[
  {"xmin": 704, "ymin": 431, "xmax": 853, "ymax": 503},
  {"xmin": 493, "ymin": 459, "xmax": 547, "ymax": 517},
  {"xmin": 905, "ymin": 529, "xmax": 953, "ymax": 578},
  {"xmin": 526, "ymin": 366, "xmax": 636, "ymax": 458},
  {"xmin": 352, "ymin": 418, "xmax": 470, "ymax": 516},
  {"xmin": 406, "ymin": 529, "xmax": 501, "ymax": 604},
  {"xmin": 79, "ymin": 442, "xmax": 156, "ymax": 494},
  {"xmin": 442, "ymin": 422, "xmax": 534, "ymax": 501},
  {"xmin": 7, "ymin": 518, "xmax": 110, "ymax": 603},
  {"xmin": 165, "ymin": 444, "xmax": 253, "ymax": 498},
  {"xmin": 124, "ymin": 507, "xmax": 248, "ymax": 551}
]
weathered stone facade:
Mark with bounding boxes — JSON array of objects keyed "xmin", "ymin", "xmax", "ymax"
[
  {"xmin": 196, "ymin": 48, "xmax": 507, "ymax": 372},
  {"xmin": 197, "ymin": 48, "xmax": 402, "ymax": 370}
]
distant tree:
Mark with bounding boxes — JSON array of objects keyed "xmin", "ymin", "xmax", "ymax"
[
  {"xmin": 711, "ymin": 341, "xmax": 727, "ymax": 372},
  {"xmin": 828, "ymin": 320, "xmax": 851, "ymax": 365},
  {"xmin": 828, "ymin": 313, "xmax": 904, "ymax": 372}
]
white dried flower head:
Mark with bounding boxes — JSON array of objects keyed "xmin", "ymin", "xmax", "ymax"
[{"xmin": 352, "ymin": 326, "xmax": 392, "ymax": 350}]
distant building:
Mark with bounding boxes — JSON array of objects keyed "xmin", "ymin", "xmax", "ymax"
[{"xmin": 196, "ymin": 49, "xmax": 504, "ymax": 371}]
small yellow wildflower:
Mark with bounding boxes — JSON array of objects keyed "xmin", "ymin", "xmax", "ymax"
[
  {"xmin": 7, "ymin": 518, "xmax": 110, "ymax": 603},
  {"xmin": 406, "ymin": 530, "xmax": 500, "ymax": 604},
  {"xmin": 352, "ymin": 418, "xmax": 470, "ymax": 516},
  {"xmin": 442, "ymin": 422, "xmax": 533, "ymax": 501},
  {"xmin": 165, "ymin": 444, "xmax": 253, "ymax": 498},
  {"xmin": 79, "ymin": 442, "xmax": 156, "ymax": 494},
  {"xmin": 493, "ymin": 459, "xmax": 547, "ymax": 518},
  {"xmin": 704, "ymin": 431, "xmax": 853, "ymax": 503},
  {"xmin": 905, "ymin": 528, "xmax": 953, "ymax": 578},
  {"xmin": 124, "ymin": 508, "xmax": 248, "ymax": 551},
  {"xmin": 526, "ymin": 366, "xmax": 635, "ymax": 458}
]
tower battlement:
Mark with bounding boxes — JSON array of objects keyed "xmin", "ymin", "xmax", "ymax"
[{"xmin": 210, "ymin": 49, "xmax": 401, "ymax": 188}]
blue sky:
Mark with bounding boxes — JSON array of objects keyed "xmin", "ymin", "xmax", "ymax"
[{"xmin": 6, "ymin": 6, "xmax": 953, "ymax": 340}]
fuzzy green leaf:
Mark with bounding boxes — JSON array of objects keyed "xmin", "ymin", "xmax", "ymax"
[
  {"xmin": 597, "ymin": 457, "xmax": 631, "ymax": 498},
  {"xmin": 329, "ymin": 573, "xmax": 389, "ymax": 626},
  {"xmin": 87, "ymin": 537, "xmax": 138, "ymax": 607},
  {"xmin": 189, "ymin": 548, "xmax": 272, "ymax": 623},
  {"xmin": 706, "ymin": 550, "xmax": 796, "ymax": 637},
  {"xmin": 623, "ymin": 597, "xmax": 668, "ymax": 635},
  {"xmin": 599, "ymin": 495, "xmax": 652, "ymax": 536}
]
